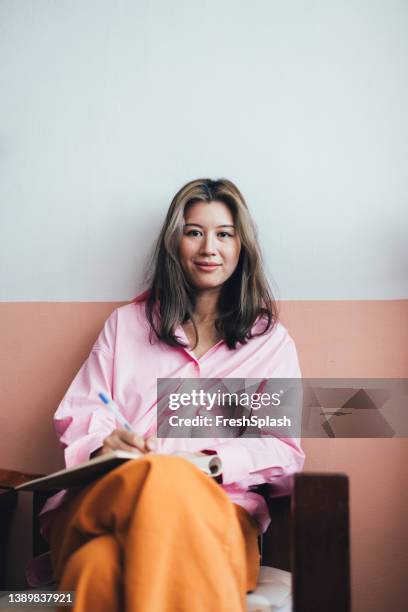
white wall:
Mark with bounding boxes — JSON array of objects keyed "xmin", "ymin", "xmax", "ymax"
[{"xmin": 1, "ymin": 0, "xmax": 407, "ymax": 300}]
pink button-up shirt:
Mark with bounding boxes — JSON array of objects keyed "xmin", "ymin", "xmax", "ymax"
[{"xmin": 27, "ymin": 293, "xmax": 305, "ymax": 586}]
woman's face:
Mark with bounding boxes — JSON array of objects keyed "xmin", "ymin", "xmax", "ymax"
[{"xmin": 179, "ymin": 200, "xmax": 241, "ymax": 291}]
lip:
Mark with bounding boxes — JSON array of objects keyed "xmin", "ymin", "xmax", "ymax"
[{"xmin": 194, "ymin": 262, "xmax": 221, "ymax": 273}]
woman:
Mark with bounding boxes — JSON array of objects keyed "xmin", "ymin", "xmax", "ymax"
[{"xmin": 37, "ymin": 178, "xmax": 305, "ymax": 612}]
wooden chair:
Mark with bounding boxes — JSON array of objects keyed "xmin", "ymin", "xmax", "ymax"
[
  {"xmin": 0, "ymin": 486, "xmax": 18, "ymax": 590},
  {"xmin": 2, "ymin": 472, "xmax": 351, "ymax": 612}
]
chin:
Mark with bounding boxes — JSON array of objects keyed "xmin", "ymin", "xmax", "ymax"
[
  {"xmin": 194, "ymin": 281, "xmax": 223, "ymax": 291},
  {"xmin": 190, "ymin": 276, "xmax": 226, "ymax": 291}
]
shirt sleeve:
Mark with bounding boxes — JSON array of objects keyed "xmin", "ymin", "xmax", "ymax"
[
  {"xmin": 201, "ymin": 328, "xmax": 305, "ymax": 491},
  {"xmin": 53, "ymin": 310, "xmax": 118, "ymax": 468}
]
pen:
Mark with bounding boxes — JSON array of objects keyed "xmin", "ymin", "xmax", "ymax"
[{"xmin": 98, "ymin": 392, "xmax": 135, "ymax": 433}]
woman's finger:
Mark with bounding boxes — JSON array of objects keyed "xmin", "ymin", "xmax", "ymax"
[
  {"xmin": 115, "ymin": 439, "xmax": 144, "ymax": 454},
  {"xmin": 145, "ymin": 436, "xmax": 157, "ymax": 452},
  {"xmin": 117, "ymin": 429, "xmax": 147, "ymax": 452}
]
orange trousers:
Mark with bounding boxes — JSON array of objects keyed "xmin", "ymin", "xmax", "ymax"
[{"xmin": 49, "ymin": 454, "xmax": 261, "ymax": 612}]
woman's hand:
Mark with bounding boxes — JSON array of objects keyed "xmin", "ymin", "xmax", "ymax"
[{"xmin": 91, "ymin": 430, "xmax": 157, "ymax": 458}]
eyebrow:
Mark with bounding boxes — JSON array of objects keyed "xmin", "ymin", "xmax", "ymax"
[{"xmin": 183, "ymin": 223, "xmax": 235, "ymax": 229}]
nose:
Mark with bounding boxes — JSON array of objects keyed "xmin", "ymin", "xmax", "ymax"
[{"xmin": 200, "ymin": 232, "xmax": 217, "ymax": 256}]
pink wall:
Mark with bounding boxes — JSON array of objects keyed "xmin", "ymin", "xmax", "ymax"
[
  {"xmin": 1, "ymin": 300, "xmax": 407, "ymax": 610},
  {"xmin": 281, "ymin": 300, "xmax": 408, "ymax": 611}
]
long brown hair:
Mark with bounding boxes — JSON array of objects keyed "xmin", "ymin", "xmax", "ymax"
[{"xmin": 142, "ymin": 178, "xmax": 278, "ymax": 350}]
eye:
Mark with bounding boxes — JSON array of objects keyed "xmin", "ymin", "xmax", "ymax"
[
  {"xmin": 185, "ymin": 229, "xmax": 202, "ymax": 237},
  {"xmin": 217, "ymin": 231, "xmax": 233, "ymax": 238}
]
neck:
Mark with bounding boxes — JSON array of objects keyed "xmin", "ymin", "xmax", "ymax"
[{"xmin": 192, "ymin": 288, "xmax": 220, "ymax": 324}]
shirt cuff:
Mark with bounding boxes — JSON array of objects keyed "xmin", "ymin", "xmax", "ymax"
[
  {"xmin": 202, "ymin": 444, "xmax": 252, "ymax": 487},
  {"xmin": 64, "ymin": 433, "xmax": 107, "ymax": 468},
  {"xmin": 200, "ymin": 449, "xmax": 222, "ymax": 483}
]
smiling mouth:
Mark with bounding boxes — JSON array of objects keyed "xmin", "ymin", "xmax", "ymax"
[{"xmin": 194, "ymin": 262, "xmax": 221, "ymax": 272}]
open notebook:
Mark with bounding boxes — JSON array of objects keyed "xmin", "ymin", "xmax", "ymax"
[{"xmin": 15, "ymin": 450, "xmax": 223, "ymax": 492}]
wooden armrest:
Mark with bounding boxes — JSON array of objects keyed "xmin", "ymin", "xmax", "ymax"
[
  {"xmin": 293, "ymin": 472, "xmax": 350, "ymax": 612},
  {"xmin": 0, "ymin": 468, "xmax": 44, "ymax": 489},
  {"xmin": 258, "ymin": 472, "xmax": 350, "ymax": 612}
]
